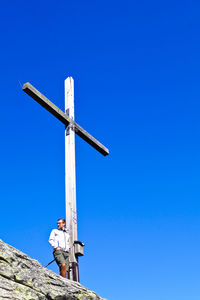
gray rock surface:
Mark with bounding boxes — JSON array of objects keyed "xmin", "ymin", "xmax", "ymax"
[{"xmin": 0, "ymin": 239, "xmax": 105, "ymax": 300}]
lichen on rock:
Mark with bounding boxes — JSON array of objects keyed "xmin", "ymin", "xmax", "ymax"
[{"xmin": 0, "ymin": 239, "xmax": 105, "ymax": 300}]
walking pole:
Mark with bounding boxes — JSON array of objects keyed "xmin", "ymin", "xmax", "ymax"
[{"xmin": 44, "ymin": 259, "xmax": 56, "ymax": 268}]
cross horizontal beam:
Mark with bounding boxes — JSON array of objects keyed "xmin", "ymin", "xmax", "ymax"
[{"xmin": 22, "ymin": 82, "xmax": 109, "ymax": 156}]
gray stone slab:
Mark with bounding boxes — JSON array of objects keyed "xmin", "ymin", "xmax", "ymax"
[{"xmin": 0, "ymin": 239, "xmax": 106, "ymax": 300}]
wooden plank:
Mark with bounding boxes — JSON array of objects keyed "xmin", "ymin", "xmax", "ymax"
[
  {"xmin": 23, "ymin": 82, "xmax": 71, "ymax": 126},
  {"xmin": 65, "ymin": 77, "xmax": 79, "ymax": 281},
  {"xmin": 74, "ymin": 123, "xmax": 109, "ymax": 156},
  {"xmin": 22, "ymin": 82, "xmax": 109, "ymax": 156}
]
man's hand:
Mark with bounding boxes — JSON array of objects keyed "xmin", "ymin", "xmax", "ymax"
[{"xmin": 56, "ymin": 247, "xmax": 62, "ymax": 251}]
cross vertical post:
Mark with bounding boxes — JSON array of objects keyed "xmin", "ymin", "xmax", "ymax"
[{"xmin": 65, "ymin": 77, "xmax": 79, "ymax": 281}]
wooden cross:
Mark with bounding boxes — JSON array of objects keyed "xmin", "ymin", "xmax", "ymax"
[{"xmin": 22, "ymin": 77, "xmax": 109, "ymax": 282}]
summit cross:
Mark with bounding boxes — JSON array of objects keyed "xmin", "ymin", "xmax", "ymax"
[{"xmin": 22, "ymin": 77, "xmax": 109, "ymax": 282}]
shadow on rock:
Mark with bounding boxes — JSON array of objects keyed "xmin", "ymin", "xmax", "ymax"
[{"xmin": 54, "ymin": 296, "xmax": 74, "ymax": 300}]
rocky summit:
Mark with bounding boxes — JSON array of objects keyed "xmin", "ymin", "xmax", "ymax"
[{"xmin": 0, "ymin": 239, "xmax": 105, "ymax": 300}]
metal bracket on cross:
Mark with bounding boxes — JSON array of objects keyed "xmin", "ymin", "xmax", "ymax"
[{"xmin": 66, "ymin": 123, "xmax": 75, "ymax": 136}]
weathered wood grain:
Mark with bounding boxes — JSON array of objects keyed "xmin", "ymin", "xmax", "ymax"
[{"xmin": 65, "ymin": 77, "xmax": 79, "ymax": 281}]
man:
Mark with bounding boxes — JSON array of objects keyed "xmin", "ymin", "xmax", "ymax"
[{"xmin": 49, "ymin": 218, "xmax": 70, "ymax": 278}]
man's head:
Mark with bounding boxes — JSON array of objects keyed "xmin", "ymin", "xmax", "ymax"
[{"xmin": 57, "ymin": 218, "xmax": 66, "ymax": 230}]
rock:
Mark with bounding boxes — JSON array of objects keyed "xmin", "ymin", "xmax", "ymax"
[{"xmin": 0, "ymin": 239, "xmax": 105, "ymax": 300}]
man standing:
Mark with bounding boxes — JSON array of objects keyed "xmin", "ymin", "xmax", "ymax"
[{"xmin": 49, "ymin": 218, "xmax": 70, "ymax": 278}]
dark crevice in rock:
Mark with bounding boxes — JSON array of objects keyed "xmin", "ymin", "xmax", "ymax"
[
  {"xmin": 0, "ymin": 273, "xmax": 14, "ymax": 281},
  {"xmin": 46, "ymin": 293, "xmax": 76, "ymax": 300},
  {"xmin": 0, "ymin": 256, "xmax": 10, "ymax": 265}
]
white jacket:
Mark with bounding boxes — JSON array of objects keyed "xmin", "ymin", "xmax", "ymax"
[{"xmin": 49, "ymin": 229, "xmax": 70, "ymax": 252}]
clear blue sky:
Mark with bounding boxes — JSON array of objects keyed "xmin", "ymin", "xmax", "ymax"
[{"xmin": 0, "ymin": 1, "xmax": 200, "ymax": 299}]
